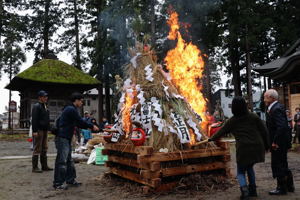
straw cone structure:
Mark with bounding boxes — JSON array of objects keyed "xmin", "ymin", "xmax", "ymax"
[{"xmin": 112, "ymin": 49, "xmax": 210, "ymax": 152}]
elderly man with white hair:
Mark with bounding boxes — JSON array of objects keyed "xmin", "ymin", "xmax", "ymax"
[{"xmin": 264, "ymin": 89, "xmax": 294, "ymax": 195}]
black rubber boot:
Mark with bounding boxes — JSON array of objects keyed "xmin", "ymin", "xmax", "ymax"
[
  {"xmin": 32, "ymin": 155, "xmax": 42, "ymax": 173},
  {"xmin": 287, "ymin": 170, "xmax": 295, "ymax": 192},
  {"xmin": 269, "ymin": 177, "xmax": 287, "ymax": 195},
  {"xmin": 248, "ymin": 184, "xmax": 258, "ymax": 197},
  {"xmin": 40, "ymin": 154, "xmax": 53, "ymax": 171},
  {"xmin": 240, "ymin": 186, "xmax": 250, "ymax": 200}
]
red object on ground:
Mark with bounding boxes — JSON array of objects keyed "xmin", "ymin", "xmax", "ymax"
[
  {"xmin": 104, "ymin": 125, "xmax": 113, "ymax": 129},
  {"xmin": 27, "ymin": 138, "xmax": 33, "ymax": 142},
  {"xmin": 208, "ymin": 122, "xmax": 223, "ymax": 137},
  {"xmin": 131, "ymin": 128, "xmax": 146, "ymax": 146}
]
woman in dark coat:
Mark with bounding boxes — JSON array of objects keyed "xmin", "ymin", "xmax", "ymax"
[{"xmin": 208, "ymin": 97, "xmax": 269, "ymax": 200}]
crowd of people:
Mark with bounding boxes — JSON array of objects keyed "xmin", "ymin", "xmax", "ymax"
[{"xmin": 30, "ymin": 89, "xmax": 296, "ymax": 199}]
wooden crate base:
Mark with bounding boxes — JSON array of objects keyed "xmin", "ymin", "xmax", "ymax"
[{"xmin": 103, "ymin": 141, "xmax": 231, "ymax": 191}]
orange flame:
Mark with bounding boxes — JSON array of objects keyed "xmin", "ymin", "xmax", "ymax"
[
  {"xmin": 122, "ymin": 91, "xmax": 135, "ymax": 136},
  {"xmin": 165, "ymin": 10, "xmax": 207, "ymax": 128},
  {"xmin": 189, "ymin": 129, "xmax": 196, "ymax": 145}
]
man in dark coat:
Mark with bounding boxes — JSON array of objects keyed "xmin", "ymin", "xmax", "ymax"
[
  {"xmin": 53, "ymin": 92, "xmax": 99, "ymax": 190},
  {"xmin": 264, "ymin": 89, "xmax": 295, "ymax": 195},
  {"xmin": 31, "ymin": 90, "xmax": 52, "ymax": 173}
]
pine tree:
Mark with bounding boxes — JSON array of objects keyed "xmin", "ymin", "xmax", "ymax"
[
  {"xmin": 58, "ymin": 0, "xmax": 86, "ymax": 70},
  {"xmin": 0, "ymin": 0, "xmax": 26, "ymax": 78},
  {"xmin": 25, "ymin": 0, "xmax": 62, "ymax": 61}
]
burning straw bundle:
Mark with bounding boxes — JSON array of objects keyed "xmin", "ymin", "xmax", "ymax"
[
  {"xmin": 110, "ymin": 49, "xmax": 210, "ymax": 152},
  {"xmin": 108, "ymin": 10, "xmax": 215, "ymax": 152}
]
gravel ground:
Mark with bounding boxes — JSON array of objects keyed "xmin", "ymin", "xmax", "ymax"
[{"xmin": 0, "ymin": 139, "xmax": 300, "ymax": 200}]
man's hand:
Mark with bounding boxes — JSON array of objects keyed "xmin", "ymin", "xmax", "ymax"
[
  {"xmin": 271, "ymin": 143, "xmax": 279, "ymax": 150},
  {"xmin": 32, "ymin": 132, "xmax": 38, "ymax": 137},
  {"xmin": 92, "ymin": 125, "xmax": 99, "ymax": 132}
]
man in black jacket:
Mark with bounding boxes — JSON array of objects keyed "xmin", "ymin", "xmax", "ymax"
[
  {"xmin": 53, "ymin": 92, "xmax": 99, "ymax": 190},
  {"xmin": 264, "ymin": 89, "xmax": 295, "ymax": 195},
  {"xmin": 31, "ymin": 90, "xmax": 52, "ymax": 173}
]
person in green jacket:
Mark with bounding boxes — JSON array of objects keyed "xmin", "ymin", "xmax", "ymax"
[{"xmin": 208, "ymin": 96, "xmax": 269, "ymax": 200}]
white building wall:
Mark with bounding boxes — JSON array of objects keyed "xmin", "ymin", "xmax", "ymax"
[
  {"xmin": 219, "ymin": 90, "xmax": 263, "ymax": 118},
  {"xmin": 2, "ymin": 112, "xmax": 20, "ymax": 129},
  {"xmin": 220, "ymin": 91, "xmax": 233, "ymax": 118}
]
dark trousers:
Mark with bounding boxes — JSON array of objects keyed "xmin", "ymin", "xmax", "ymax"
[
  {"xmin": 53, "ymin": 137, "xmax": 76, "ymax": 186},
  {"xmin": 294, "ymin": 125, "xmax": 300, "ymax": 143},
  {"xmin": 271, "ymin": 147, "xmax": 289, "ymax": 178}
]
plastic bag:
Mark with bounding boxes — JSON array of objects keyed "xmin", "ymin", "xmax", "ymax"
[{"xmin": 87, "ymin": 149, "xmax": 96, "ymax": 164}]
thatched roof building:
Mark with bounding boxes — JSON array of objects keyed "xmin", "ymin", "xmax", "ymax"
[{"xmin": 5, "ymin": 59, "xmax": 100, "ymax": 128}]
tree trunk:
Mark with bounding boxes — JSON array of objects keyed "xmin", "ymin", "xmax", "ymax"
[
  {"xmin": 150, "ymin": 0, "xmax": 156, "ymax": 47},
  {"xmin": 0, "ymin": 0, "xmax": 3, "ymax": 47},
  {"xmin": 96, "ymin": 0, "xmax": 104, "ymax": 124},
  {"xmin": 43, "ymin": 0, "xmax": 50, "ymax": 58},
  {"xmin": 228, "ymin": 1, "xmax": 242, "ymax": 97},
  {"xmin": 245, "ymin": 25, "xmax": 253, "ymax": 111},
  {"xmin": 8, "ymin": 46, "xmax": 12, "ymax": 129},
  {"xmin": 105, "ymin": 74, "xmax": 111, "ymax": 123},
  {"xmin": 74, "ymin": 0, "xmax": 81, "ymax": 70},
  {"xmin": 229, "ymin": 43, "xmax": 242, "ymax": 96}
]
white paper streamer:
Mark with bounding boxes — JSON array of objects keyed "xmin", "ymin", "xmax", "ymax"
[
  {"xmin": 137, "ymin": 90, "xmax": 145, "ymax": 105},
  {"xmin": 135, "ymin": 113, "xmax": 141, "ymax": 122},
  {"xmin": 151, "ymin": 97, "xmax": 162, "ymax": 116},
  {"xmin": 161, "ymin": 81, "xmax": 170, "ymax": 99},
  {"xmin": 152, "ymin": 113, "xmax": 164, "ymax": 132},
  {"xmin": 130, "ymin": 53, "xmax": 141, "ymax": 68},
  {"xmin": 135, "ymin": 84, "xmax": 141, "ymax": 91},
  {"xmin": 119, "ymin": 92, "xmax": 125, "ymax": 103},
  {"xmin": 149, "ymin": 97, "xmax": 164, "ymax": 132},
  {"xmin": 172, "ymin": 93, "xmax": 184, "ymax": 99},
  {"xmin": 187, "ymin": 118, "xmax": 202, "ymax": 141},
  {"xmin": 124, "ymin": 78, "xmax": 132, "ymax": 88},
  {"xmin": 144, "ymin": 64, "xmax": 154, "ymax": 82},
  {"xmin": 112, "ymin": 113, "xmax": 124, "ymax": 135},
  {"xmin": 126, "ymin": 88, "xmax": 134, "ymax": 94},
  {"xmin": 141, "ymin": 102, "xmax": 153, "ymax": 137},
  {"xmin": 130, "ymin": 104, "xmax": 142, "ymax": 123},
  {"xmin": 171, "ymin": 112, "xmax": 190, "ymax": 143},
  {"xmin": 168, "ymin": 125, "xmax": 177, "ymax": 134},
  {"xmin": 118, "ymin": 92, "xmax": 126, "ymax": 110}
]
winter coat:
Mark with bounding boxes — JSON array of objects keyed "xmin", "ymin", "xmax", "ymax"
[
  {"xmin": 210, "ymin": 112, "xmax": 269, "ymax": 166},
  {"xmin": 57, "ymin": 104, "xmax": 93, "ymax": 140},
  {"xmin": 31, "ymin": 102, "xmax": 50, "ymax": 132}
]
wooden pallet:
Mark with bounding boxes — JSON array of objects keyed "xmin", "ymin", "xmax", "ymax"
[{"xmin": 102, "ymin": 141, "xmax": 231, "ymax": 191}]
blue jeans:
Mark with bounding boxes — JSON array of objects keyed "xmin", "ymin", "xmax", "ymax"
[
  {"xmin": 53, "ymin": 137, "xmax": 76, "ymax": 186},
  {"xmin": 237, "ymin": 163, "xmax": 256, "ymax": 187}
]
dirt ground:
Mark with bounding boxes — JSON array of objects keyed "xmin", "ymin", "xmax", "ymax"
[{"xmin": 0, "ymin": 138, "xmax": 300, "ymax": 200}]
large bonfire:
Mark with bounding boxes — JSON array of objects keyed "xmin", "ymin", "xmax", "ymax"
[{"xmin": 109, "ymin": 10, "xmax": 209, "ymax": 152}]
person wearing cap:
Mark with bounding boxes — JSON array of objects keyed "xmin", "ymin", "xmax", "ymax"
[{"xmin": 31, "ymin": 90, "xmax": 52, "ymax": 173}]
